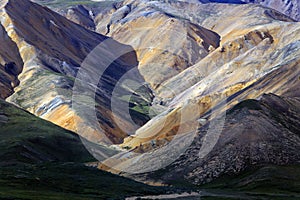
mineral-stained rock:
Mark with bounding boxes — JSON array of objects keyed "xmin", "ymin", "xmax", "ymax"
[
  {"xmin": 89, "ymin": 0, "xmax": 300, "ymax": 184},
  {"xmin": 0, "ymin": 0, "xmax": 299, "ymax": 188},
  {"xmin": 0, "ymin": 22, "xmax": 23, "ymax": 99},
  {"xmin": 0, "ymin": 0, "xmax": 148, "ymax": 145},
  {"xmin": 242, "ymin": 0, "xmax": 300, "ymax": 21},
  {"xmin": 146, "ymin": 93, "xmax": 300, "ymax": 185},
  {"xmin": 97, "ymin": 0, "xmax": 300, "ymax": 151},
  {"xmin": 96, "ymin": 1, "xmax": 221, "ymax": 90},
  {"xmin": 66, "ymin": 5, "xmax": 96, "ymax": 30}
]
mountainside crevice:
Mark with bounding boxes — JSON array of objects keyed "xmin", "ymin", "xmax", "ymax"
[{"xmin": 0, "ymin": 21, "xmax": 23, "ymax": 99}]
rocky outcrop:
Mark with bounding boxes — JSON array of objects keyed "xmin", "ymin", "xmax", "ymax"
[
  {"xmin": 66, "ymin": 5, "xmax": 96, "ymax": 30},
  {"xmin": 147, "ymin": 94, "xmax": 300, "ymax": 185},
  {"xmin": 242, "ymin": 0, "xmax": 300, "ymax": 21}
]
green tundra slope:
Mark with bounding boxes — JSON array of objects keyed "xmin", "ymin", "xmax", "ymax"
[{"xmin": 0, "ymin": 99, "xmax": 165, "ymax": 199}]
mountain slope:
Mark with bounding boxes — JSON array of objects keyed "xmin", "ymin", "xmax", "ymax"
[
  {"xmin": 77, "ymin": 1, "xmax": 300, "ymax": 193},
  {"xmin": 0, "ymin": 98, "xmax": 93, "ymax": 164},
  {"xmin": 94, "ymin": 0, "xmax": 221, "ymax": 91},
  {"xmin": 242, "ymin": 0, "xmax": 300, "ymax": 21},
  {"xmin": 0, "ymin": 0, "xmax": 299, "ymax": 197},
  {"xmin": 185, "ymin": 0, "xmax": 300, "ymax": 21},
  {"xmin": 0, "ymin": 0, "xmax": 151, "ymax": 145},
  {"xmin": 125, "ymin": 94, "xmax": 300, "ymax": 199},
  {"xmin": 0, "ymin": 23, "xmax": 23, "ymax": 99},
  {"xmin": 0, "ymin": 99, "xmax": 165, "ymax": 199},
  {"xmin": 93, "ymin": 0, "xmax": 300, "ymax": 152},
  {"xmin": 151, "ymin": 94, "xmax": 300, "ymax": 184}
]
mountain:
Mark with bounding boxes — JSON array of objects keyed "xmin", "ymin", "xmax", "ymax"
[
  {"xmin": 0, "ymin": 98, "xmax": 93, "ymax": 164},
  {"xmin": 148, "ymin": 93, "xmax": 300, "ymax": 183},
  {"xmin": 99, "ymin": 94, "xmax": 300, "ymax": 198},
  {"xmin": 139, "ymin": 94, "xmax": 300, "ymax": 199},
  {"xmin": 33, "ymin": 0, "xmax": 300, "ymax": 22},
  {"xmin": 182, "ymin": 0, "xmax": 300, "ymax": 21},
  {"xmin": 87, "ymin": 0, "xmax": 300, "ymax": 195},
  {"xmin": 0, "ymin": 0, "xmax": 299, "ymax": 198},
  {"xmin": 93, "ymin": 0, "xmax": 299, "ymax": 154},
  {"xmin": 0, "ymin": 0, "xmax": 153, "ymax": 145}
]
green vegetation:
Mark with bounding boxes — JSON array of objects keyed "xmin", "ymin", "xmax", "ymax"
[
  {"xmin": 200, "ymin": 165, "xmax": 300, "ymax": 199},
  {"xmin": 0, "ymin": 163, "xmax": 165, "ymax": 200},
  {"xmin": 0, "ymin": 98, "xmax": 93, "ymax": 163},
  {"xmin": 0, "ymin": 99, "xmax": 166, "ymax": 199},
  {"xmin": 118, "ymin": 83, "xmax": 154, "ymax": 126}
]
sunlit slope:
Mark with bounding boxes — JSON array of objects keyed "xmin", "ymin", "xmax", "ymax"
[
  {"xmin": 0, "ymin": 0, "xmax": 150, "ymax": 145},
  {"xmin": 92, "ymin": 0, "xmax": 300, "ymax": 151}
]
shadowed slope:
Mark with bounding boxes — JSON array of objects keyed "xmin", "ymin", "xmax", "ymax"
[
  {"xmin": 0, "ymin": 98, "xmax": 93, "ymax": 164},
  {"xmin": 0, "ymin": 23, "xmax": 23, "ymax": 99},
  {"xmin": 0, "ymin": 99, "xmax": 165, "ymax": 199},
  {"xmin": 151, "ymin": 94, "xmax": 300, "ymax": 185}
]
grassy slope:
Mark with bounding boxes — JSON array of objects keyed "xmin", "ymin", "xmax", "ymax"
[
  {"xmin": 0, "ymin": 99, "xmax": 94, "ymax": 164},
  {"xmin": 0, "ymin": 99, "xmax": 165, "ymax": 199},
  {"xmin": 0, "ymin": 163, "xmax": 165, "ymax": 200},
  {"xmin": 200, "ymin": 165, "xmax": 300, "ymax": 199}
]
